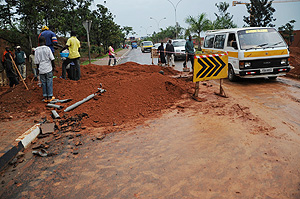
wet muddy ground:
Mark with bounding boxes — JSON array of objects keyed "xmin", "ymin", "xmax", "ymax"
[
  {"xmin": 1, "ymin": 46, "xmax": 300, "ymax": 198},
  {"xmin": 1, "ymin": 76, "xmax": 300, "ymax": 198}
]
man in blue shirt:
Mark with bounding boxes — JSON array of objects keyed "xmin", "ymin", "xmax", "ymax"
[
  {"xmin": 183, "ymin": 35, "xmax": 195, "ymax": 72},
  {"xmin": 38, "ymin": 25, "xmax": 62, "ymax": 54}
]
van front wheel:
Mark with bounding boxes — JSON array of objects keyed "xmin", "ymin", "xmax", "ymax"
[
  {"xmin": 228, "ymin": 66, "xmax": 238, "ymax": 82},
  {"xmin": 268, "ymin": 76, "xmax": 277, "ymax": 80}
]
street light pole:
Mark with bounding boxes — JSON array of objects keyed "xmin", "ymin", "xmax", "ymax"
[
  {"xmin": 140, "ymin": 26, "xmax": 152, "ymax": 37},
  {"xmin": 166, "ymin": 0, "xmax": 183, "ymax": 39},
  {"xmin": 150, "ymin": 17, "xmax": 166, "ymax": 32}
]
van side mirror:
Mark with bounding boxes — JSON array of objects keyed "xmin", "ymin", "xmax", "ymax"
[{"xmin": 231, "ymin": 41, "xmax": 238, "ymax": 49}]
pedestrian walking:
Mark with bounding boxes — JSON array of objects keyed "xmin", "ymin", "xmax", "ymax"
[
  {"xmin": 38, "ymin": 25, "xmax": 62, "ymax": 54},
  {"xmin": 2, "ymin": 47, "xmax": 19, "ymax": 87},
  {"xmin": 183, "ymin": 35, "xmax": 195, "ymax": 72},
  {"xmin": 35, "ymin": 36, "xmax": 56, "ymax": 103},
  {"xmin": 14, "ymin": 46, "xmax": 27, "ymax": 80},
  {"xmin": 108, "ymin": 44, "xmax": 117, "ymax": 66},
  {"xmin": 60, "ymin": 31, "xmax": 81, "ymax": 80},
  {"xmin": 29, "ymin": 48, "xmax": 38, "ymax": 81},
  {"xmin": 165, "ymin": 40, "xmax": 175, "ymax": 67},
  {"xmin": 157, "ymin": 42, "xmax": 166, "ymax": 66}
]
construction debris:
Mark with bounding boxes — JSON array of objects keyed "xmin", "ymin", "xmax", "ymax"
[
  {"xmin": 49, "ymin": 99, "xmax": 72, "ymax": 104},
  {"xmin": 64, "ymin": 84, "xmax": 106, "ymax": 112},
  {"xmin": 51, "ymin": 110, "xmax": 61, "ymax": 119},
  {"xmin": 40, "ymin": 123, "xmax": 55, "ymax": 134},
  {"xmin": 46, "ymin": 104, "xmax": 63, "ymax": 109}
]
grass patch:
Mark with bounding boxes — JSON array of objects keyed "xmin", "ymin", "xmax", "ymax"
[{"xmin": 81, "ymin": 48, "xmax": 123, "ymax": 65}]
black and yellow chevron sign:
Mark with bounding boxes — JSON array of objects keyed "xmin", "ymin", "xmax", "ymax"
[{"xmin": 193, "ymin": 54, "xmax": 228, "ymax": 82}]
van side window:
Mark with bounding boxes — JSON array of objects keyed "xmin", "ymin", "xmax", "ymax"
[
  {"xmin": 204, "ymin": 35, "xmax": 214, "ymax": 48},
  {"xmin": 214, "ymin": 34, "xmax": 226, "ymax": 49},
  {"xmin": 227, "ymin": 33, "xmax": 236, "ymax": 47}
]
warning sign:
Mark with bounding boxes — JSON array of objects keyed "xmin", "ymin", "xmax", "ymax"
[{"xmin": 193, "ymin": 53, "xmax": 228, "ymax": 82}]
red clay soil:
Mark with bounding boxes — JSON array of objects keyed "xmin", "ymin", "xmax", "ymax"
[
  {"xmin": 0, "ymin": 62, "xmax": 194, "ymax": 130},
  {"xmin": 289, "ymin": 47, "xmax": 300, "ymax": 78}
]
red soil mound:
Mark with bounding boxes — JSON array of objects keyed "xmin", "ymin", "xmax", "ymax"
[
  {"xmin": 0, "ymin": 63, "xmax": 193, "ymax": 128},
  {"xmin": 289, "ymin": 47, "xmax": 300, "ymax": 78}
]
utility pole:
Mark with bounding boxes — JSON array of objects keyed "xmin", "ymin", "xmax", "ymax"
[
  {"xmin": 83, "ymin": 20, "xmax": 92, "ymax": 64},
  {"xmin": 166, "ymin": 0, "xmax": 184, "ymax": 39},
  {"xmin": 150, "ymin": 17, "xmax": 167, "ymax": 32}
]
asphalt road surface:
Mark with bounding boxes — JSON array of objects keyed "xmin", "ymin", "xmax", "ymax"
[
  {"xmin": 1, "ymin": 49, "xmax": 300, "ymax": 198},
  {"xmin": 119, "ymin": 47, "xmax": 192, "ymax": 71}
]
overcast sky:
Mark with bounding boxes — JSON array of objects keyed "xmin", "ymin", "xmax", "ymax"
[{"xmin": 91, "ymin": 0, "xmax": 300, "ymax": 38}]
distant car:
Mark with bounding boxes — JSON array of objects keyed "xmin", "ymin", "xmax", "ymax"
[
  {"xmin": 141, "ymin": 41, "xmax": 153, "ymax": 53},
  {"xmin": 152, "ymin": 43, "xmax": 161, "ymax": 49},
  {"xmin": 172, "ymin": 39, "xmax": 186, "ymax": 60},
  {"xmin": 173, "ymin": 39, "xmax": 195, "ymax": 60}
]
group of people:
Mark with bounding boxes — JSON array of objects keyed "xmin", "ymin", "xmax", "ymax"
[
  {"xmin": 157, "ymin": 36, "xmax": 195, "ymax": 71},
  {"xmin": 1, "ymin": 46, "xmax": 28, "ymax": 88},
  {"xmin": 157, "ymin": 40, "xmax": 176, "ymax": 67},
  {"xmin": 1, "ymin": 25, "xmax": 81, "ymax": 103}
]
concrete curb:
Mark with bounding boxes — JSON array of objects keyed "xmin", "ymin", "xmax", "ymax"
[
  {"xmin": 0, "ymin": 124, "xmax": 40, "ymax": 172},
  {"xmin": 116, "ymin": 48, "xmax": 131, "ymax": 64}
]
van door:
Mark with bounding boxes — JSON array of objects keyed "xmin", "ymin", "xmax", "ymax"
[{"xmin": 224, "ymin": 33, "xmax": 239, "ymax": 73}]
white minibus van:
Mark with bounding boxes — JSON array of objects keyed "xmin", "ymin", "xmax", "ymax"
[{"xmin": 202, "ymin": 27, "xmax": 291, "ymax": 81}]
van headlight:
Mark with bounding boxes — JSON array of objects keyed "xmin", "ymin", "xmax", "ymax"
[
  {"xmin": 245, "ymin": 62, "xmax": 251, "ymax": 68},
  {"xmin": 239, "ymin": 61, "xmax": 251, "ymax": 69},
  {"xmin": 281, "ymin": 58, "xmax": 288, "ymax": 65}
]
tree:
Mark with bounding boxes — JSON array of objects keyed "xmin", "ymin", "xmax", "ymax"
[
  {"xmin": 278, "ymin": 20, "xmax": 296, "ymax": 46},
  {"xmin": 243, "ymin": 0, "xmax": 276, "ymax": 27},
  {"xmin": 90, "ymin": 4, "xmax": 124, "ymax": 52},
  {"xmin": 214, "ymin": 2, "xmax": 237, "ymax": 29},
  {"xmin": 121, "ymin": 26, "xmax": 135, "ymax": 45},
  {"xmin": 185, "ymin": 13, "xmax": 212, "ymax": 50}
]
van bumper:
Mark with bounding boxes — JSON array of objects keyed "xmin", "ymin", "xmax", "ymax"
[{"xmin": 238, "ymin": 66, "xmax": 291, "ymax": 77}]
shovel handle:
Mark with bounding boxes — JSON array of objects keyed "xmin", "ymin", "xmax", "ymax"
[{"xmin": 9, "ymin": 54, "xmax": 29, "ymax": 90}]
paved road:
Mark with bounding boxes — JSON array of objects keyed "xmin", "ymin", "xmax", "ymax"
[
  {"xmin": 1, "ymin": 50, "xmax": 300, "ymax": 198},
  {"xmin": 119, "ymin": 47, "xmax": 193, "ymax": 72}
]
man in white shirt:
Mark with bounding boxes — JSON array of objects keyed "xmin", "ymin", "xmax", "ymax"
[{"xmin": 34, "ymin": 36, "xmax": 56, "ymax": 103}]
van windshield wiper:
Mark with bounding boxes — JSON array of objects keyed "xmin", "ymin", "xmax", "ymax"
[
  {"xmin": 267, "ymin": 41, "xmax": 283, "ymax": 47},
  {"xmin": 256, "ymin": 43, "xmax": 268, "ymax": 48},
  {"xmin": 244, "ymin": 43, "xmax": 268, "ymax": 51}
]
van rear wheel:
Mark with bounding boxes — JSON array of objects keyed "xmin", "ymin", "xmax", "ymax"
[{"xmin": 228, "ymin": 66, "xmax": 238, "ymax": 82}]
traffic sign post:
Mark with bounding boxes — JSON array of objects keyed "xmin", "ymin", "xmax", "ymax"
[
  {"xmin": 193, "ymin": 53, "xmax": 229, "ymax": 98},
  {"xmin": 83, "ymin": 20, "xmax": 92, "ymax": 64}
]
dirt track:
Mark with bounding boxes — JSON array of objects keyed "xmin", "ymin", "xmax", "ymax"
[
  {"xmin": 1, "ymin": 47, "xmax": 300, "ymax": 198},
  {"xmin": 1, "ymin": 74, "xmax": 300, "ymax": 198}
]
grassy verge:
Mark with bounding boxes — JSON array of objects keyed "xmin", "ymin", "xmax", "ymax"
[{"xmin": 81, "ymin": 48, "xmax": 124, "ymax": 65}]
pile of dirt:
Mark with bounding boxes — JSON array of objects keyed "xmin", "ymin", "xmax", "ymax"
[
  {"xmin": 289, "ymin": 47, "xmax": 300, "ymax": 78},
  {"xmin": 0, "ymin": 62, "xmax": 194, "ymax": 129}
]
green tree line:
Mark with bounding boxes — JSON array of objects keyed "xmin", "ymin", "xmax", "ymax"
[{"xmin": 0, "ymin": 0, "xmax": 130, "ymax": 55}]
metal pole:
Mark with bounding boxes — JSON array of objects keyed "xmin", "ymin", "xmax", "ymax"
[
  {"xmin": 83, "ymin": 20, "xmax": 92, "ymax": 64},
  {"xmin": 87, "ymin": 21, "xmax": 91, "ymax": 64},
  {"xmin": 150, "ymin": 17, "xmax": 159, "ymax": 32},
  {"xmin": 166, "ymin": 0, "xmax": 183, "ymax": 39}
]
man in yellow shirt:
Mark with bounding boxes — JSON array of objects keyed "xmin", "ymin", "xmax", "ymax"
[{"xmin": 61, "ymin": 31, "xmax": 81, "ymax": 80}]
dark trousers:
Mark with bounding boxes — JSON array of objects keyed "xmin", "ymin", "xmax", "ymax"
[
  {"xmin": 8, "ymin": 76, "xmax": 19, "ymax": 87},
  {"xmin": 62, "ymin": 58, "xmax": 80, "ymax": 80},
  {"xmin": 108, "ymin": 55, "xmax": 116, "ymax": 66},
  {"xmin": 183, "ymin": 54, "xmax": 195, "ymax": 70}
]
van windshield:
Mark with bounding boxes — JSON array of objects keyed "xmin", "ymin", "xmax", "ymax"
[
  {"xmin": 143, "ymin": 41, "xmax": 153, "ymax": 46},
  {"xmin": 173, "ymin": 41, "xmax": 186, "ymax": 47},
  {"xmin": 237, "ymin": 28, "xmax": 286, "ymax": 50}
]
